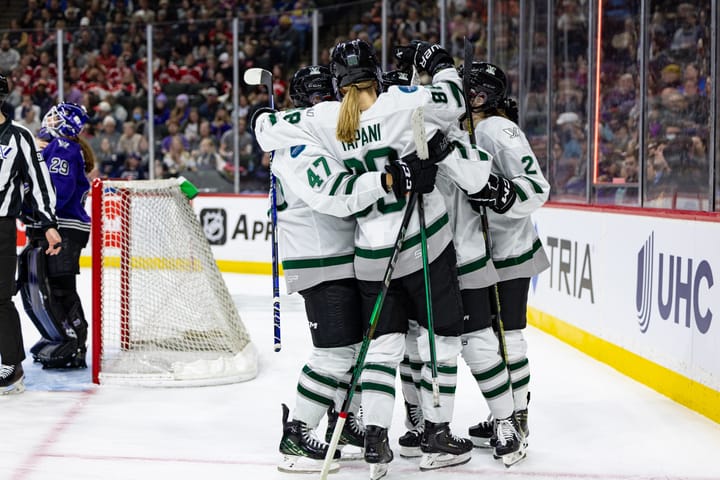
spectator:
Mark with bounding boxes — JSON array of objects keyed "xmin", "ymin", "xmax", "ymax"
[
  {"xmin": 117, "ymin": 152, "xmax": 146, "ymax": 180},
  {"xmin": 31, "ymin": 79, "xmax": 54, "ymax": 118},
  {"xmin": 162, "ymin": 135, "xmax": 193, "ymax": 177},
  {"xmin": 96, "ymin": 136, "xmax": 123, "ymax": 179},
  {"xmin": 209, "ymin": 107, "xmax": 232, "ymax": 143},
  {"xmin": 17, "ymin": 105, "xmax": 40, "ymax": 134},
  {"xmin": 161, "ymin": 120, "xmax": 190, "ymax": 155},
  {"xmin": 169, "ymin": 94, "xmax": 191, "ymax": 127},
  {"xmin": 270, "ymin": 15, "xmax": 299, "ymax": 66},
  {"xmin": 183, "ymin": 107, "xmax": 202, "ymax": 151},
  {"xmin": 14, "ymin": 94, "xmax": 41, "ymax": 123},
  {"xmin": 193, "ymin": 137, "xmax": 225, "ymax": 172},
  {"xmin": 90, "ymin": 115, "xmax": 120, "ymax": 154},
  {"xmin": 117, "ymin": 121, "xmax": 143, "ymax": 159},
  {"xmin": 219, "ymin": 116, "xmax": 254, "ymax": 175},
  {"xmin": 0, "ymin": 37, "xmax": 20, "ymax": 76},
  {"xmin": 198, "ymin": 87, "xmax": 220, "ymax": 121}
]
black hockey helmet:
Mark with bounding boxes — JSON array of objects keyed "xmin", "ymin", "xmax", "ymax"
[
  {"xmin": 459, "ymin": 61, "xmax": 508, "ymax": 113},
  {"xmin": 330, "ymin": 39, "xmax": 382, "ymax": 97},
  {"xmin": 0, "ymin": 74, "xmax": 8, "ymax": 104},
  {"xmin": 290, "ymin": 65, "xmax": 335, "ymax": 108},
  {"xmin": 381, "ymin": 69, "xmax": 411, "ymax": 90}
]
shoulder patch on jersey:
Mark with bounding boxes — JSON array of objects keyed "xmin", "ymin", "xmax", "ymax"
[
  {"xmin": 503, "ymin": 127, "xmax": 520, "ymax": 139},
  {"xmin": 398, "ymin": 86, "xmax": 419, "ymax": 93},
  {"xmin": 58, "ymin": 139, "xmax": 70, "ymax": 149},
  {"xmin": 290, "ymin": 145, "xmax": 306, "ymax": 158}
]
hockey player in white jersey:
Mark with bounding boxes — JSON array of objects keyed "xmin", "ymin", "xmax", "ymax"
[
  {"xmin": 459, "ymin": 61, "xmax": 550, "ymax": 458},
  {"xmin": 254, "ymin": 40, "xmax": 490, "ymax": 478},
  {"xmin": 271, "ymin": 65, "xmax": 386, "ymax": 473}
]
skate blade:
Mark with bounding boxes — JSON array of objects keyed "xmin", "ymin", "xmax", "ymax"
[
  {"xmin": 398, "ymin": 445, "xmax": 422, "ymax": 458},
  {"xmin": 419, "ymin": 451, "xmax": 472, "ymax": 471},
  {"xmin": 277, "ymin": 455, "xmax": 339, "ymax": 473},
  {"xmin": 340, "ymin": 444, "xmax": 364, "ymax": 461},
  {"xmin": 369, "ymin": 463, "xmax": 388, "ymax": 480},
  {"xmin": 501, "ymin": 448, "xmax": 527, "ymax": 468},
  {"xmin": 1, "ymin": 378, "xmax": 25, "ymax": 395}
]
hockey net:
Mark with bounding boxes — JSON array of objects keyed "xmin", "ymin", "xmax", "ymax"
[{"xmin": 91, "ymin": 178, "xmax": 257, "ymax": 386}]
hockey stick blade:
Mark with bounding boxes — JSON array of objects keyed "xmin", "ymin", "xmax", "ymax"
[
  {"xmin": 243, "ymin": 67, "xmax": 271, "ymax": 87},
  {"xmin": 411, "ymin": 108, "xmax": 429, "ymax": 160}
]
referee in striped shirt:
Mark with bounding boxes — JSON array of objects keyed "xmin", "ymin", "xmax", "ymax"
[{"xmin": 0, "ymin": 74, "xmax": 62, "ymax": 394}]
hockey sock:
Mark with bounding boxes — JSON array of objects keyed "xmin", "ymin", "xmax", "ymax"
[
  {"xmin": 399, "ymin": 320, "xmax": 423, "ymax": 417},
  {"xmin": 420, "ymin": 361, "xmax": 458, "ymax": 423},
  {"xmin": 505, "ymin": 330, "xmax": 530, "ymax": 411},
  {"xmin": 294, "ymin": 364, "xmax": 338, "ymax": 428},
  {"xmin": 360, "ymin": 363, "xmax": 397, "ymax": 428},
  {"xmin": 335, "ymin": 369, "xmax": 361, "ymax": 414},
  {"xmin": 462, "ymin": 328, "xmax": 514, "ymax": 419}
]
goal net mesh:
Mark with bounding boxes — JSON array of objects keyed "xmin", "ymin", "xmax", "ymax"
[{"xmin": 92, "ymin": 179, "xmax": 257, "ymax": 386}]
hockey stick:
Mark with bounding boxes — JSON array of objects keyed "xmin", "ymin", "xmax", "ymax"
[
  {"xmin": 410, "ymin": 106, "xmax": 440, "ymax": 408},
  {"xmin": 244, "ymin": 67, "xmax": 281, "ymax": 353},
  {"xmin": 463, "ymin": 38, "xmax": 508, "ymax": 364},
  {"xmin": 320, "ymin": 189, "xmax": 420, "ymax": 480}
]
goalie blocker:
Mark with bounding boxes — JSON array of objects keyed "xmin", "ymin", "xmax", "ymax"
[{"xmin": 17, "ymin": 231, "xmax": 88, "ymax": 369}]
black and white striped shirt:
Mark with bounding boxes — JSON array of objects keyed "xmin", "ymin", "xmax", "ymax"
[{"xmin": 0, "ymin": 116, "xmax": 57, "ymax": 229}]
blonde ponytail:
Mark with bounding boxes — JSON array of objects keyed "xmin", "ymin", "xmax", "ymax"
[{"xmin": 336, "ymin": 80, "xmax": 376, "ymax": 143}]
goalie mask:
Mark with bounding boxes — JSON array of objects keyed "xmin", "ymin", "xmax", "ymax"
[
  {"xmin": 41, "ymin": 102, "xmax": 89, "ymax": 138},
  {"xmin": 290, "ymin": 65, "xmax": 335, "ymax": 108},
  {"xmin": 459, "ymin": 61, "xmax": 509, "ymax": 114},
  {"xmin": 381, "ymin": 69, "xmax": 411, "ymax": 90},
  {"xmin": 330, "ymin": 39, "xmax": 383, "ymax": 98}
]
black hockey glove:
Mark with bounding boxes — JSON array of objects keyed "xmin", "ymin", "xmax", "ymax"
[
  {"xmin": 385, "ymin": 155, "xmax": 438, "ymax": 197},
  {"xmin": 469, "ymin": 173, "xmax": 517, "ymax": 214},
  {"xmin": 393, "ymin": 41, "xmax": 454, "ymax": 77},
  {"xmin": 250, "ymin": 106, "xmax": 277, "ymax": 132}
]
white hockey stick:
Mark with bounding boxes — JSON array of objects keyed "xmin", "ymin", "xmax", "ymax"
[
  {"xmin": 411, "ymin": 106, "xmax": 440, "ymax": 408},
  {"xmin": 243, "ymin": 67, "xmax": 282, "ymax": 352}
]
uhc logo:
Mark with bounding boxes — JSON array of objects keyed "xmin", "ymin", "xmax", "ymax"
[{"xmin": 635, "ymin": 232, "xmax": 713, "ymax": 334}]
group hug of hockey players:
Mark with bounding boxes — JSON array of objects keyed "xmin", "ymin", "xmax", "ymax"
[{"xmin": 252, "ymin": 39, "xmax": 550, "ymax": 479}]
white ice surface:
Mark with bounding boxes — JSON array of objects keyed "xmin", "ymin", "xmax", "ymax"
[{"xmin": 2, "ymin": 271, "xmax": 719, "ymax": 480}]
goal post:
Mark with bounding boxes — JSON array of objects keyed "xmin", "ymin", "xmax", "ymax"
[{"xmin": 91, "ymin": 178, "xmax": 257, "ymax": 387}]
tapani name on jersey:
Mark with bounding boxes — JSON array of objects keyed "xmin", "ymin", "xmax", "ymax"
[{"xmin": 340, "ymin": 122, "xmax": 381, "ymax": 151}]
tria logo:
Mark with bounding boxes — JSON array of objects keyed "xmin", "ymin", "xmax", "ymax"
[
  {"xmin": 635, "ymin": 232, "xmax": 713, "ymax": 334},
  {"xmin": 58, "ymin": 139, "xmax": 69, "ymax": 148},
  {"xmin": 0, "ymin": 144, "xmax": 13, "ymax": 160}
]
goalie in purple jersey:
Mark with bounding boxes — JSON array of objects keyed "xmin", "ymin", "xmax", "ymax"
[{"xmin": 18, "ymin": 102, "xmax": 97, "ymax": 369}]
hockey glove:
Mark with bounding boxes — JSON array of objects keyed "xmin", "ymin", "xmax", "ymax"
[
  {"xmin": 393, "ymin": 41, "xmax": 454, "ymax": 77},
  {"xmin": 401, "ymin": 153, "xmax": 438, "ymax": 194},
  {"xmin": 385, "ymin": 159, "xmax": 413, "ymax": 197},
  {"xmin": 469, "ymin": 173, "xmax": 517, "ymax": 214},
  {"xmin": 250, "ymin": 106, "xmax": 277, "ymax": 132}
]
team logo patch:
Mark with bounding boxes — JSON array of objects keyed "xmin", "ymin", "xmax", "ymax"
[
  {"xmin": 503, "ymin": 127, "xmax": 519, "ymax": 138},
  {"xmin": 290, "ymin": 145, "xmax": 306, "ymax": 158},
  {"xmin": 398, "ymin": 86, "xmax": 419, "ymax": 93}
]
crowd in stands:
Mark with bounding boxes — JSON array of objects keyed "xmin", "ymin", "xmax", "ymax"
[
  {"xmin": 0, "ymin": 0, "xmax": 485, "ymax": 192},
  {"xmin": 549, "ymin": 0, "xmax": 710, "ymax": 207},
  {"xmin": 1, "ymin": 0, "xmax": 713, "ymax": 206}
]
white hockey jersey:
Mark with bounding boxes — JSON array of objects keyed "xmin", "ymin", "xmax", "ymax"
[
  {"xmin": 474, "ymin": 115, "xmax": 551, "ymax": 281},
  {"xmin": 272, "ymin": 142, "xmax": 387, "ymax": 293},
  {"xmin": 255, "ymin": 68, "xmax": 490, "ymax": 281}
]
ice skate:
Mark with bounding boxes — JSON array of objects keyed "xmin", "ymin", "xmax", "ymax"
[
  {"xmin": 419, "ymin": 421, "xmax": 473, "ymax": 471},
  {"xmin": 0, "ymin": 364, "xmax": 25, "ymax": 395},
  {"xmin": 494, "ymin": 416, "xmax": 526, "ymax": 468},
  {"xmin": 326, "ymin": 406, "xmax": 365, "ymax": 460},
  {"xmin": 468, "ymin": 413, "xmax": 495, "ymax": 448},
  {"xmin": 277, "ymin": 404, "xmax": 340, "ymax": 473},
  {"xmin": 515, "ymin": 408, "xmax": 529, "ymax": 446},
  {"xmin": 365, "ymin": 425, "xmax": 392, "ymax": 480},
  {"xmin": 398, "ymin": 402, "xmax": 423, "ymax": 457}
]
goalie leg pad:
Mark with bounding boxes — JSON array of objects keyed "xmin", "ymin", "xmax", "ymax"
[{"xmin": 17, "ymin": 246, "xmax": 65, "ymax": 342}]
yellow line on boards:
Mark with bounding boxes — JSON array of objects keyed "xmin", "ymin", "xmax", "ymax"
[
  {"xmin": 527, "ymin": 307, "xmax": 720, "ymax": 424},
  {"xmin": 79, "ymin": 257, "xmax": 282, "ymax": 275}
]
